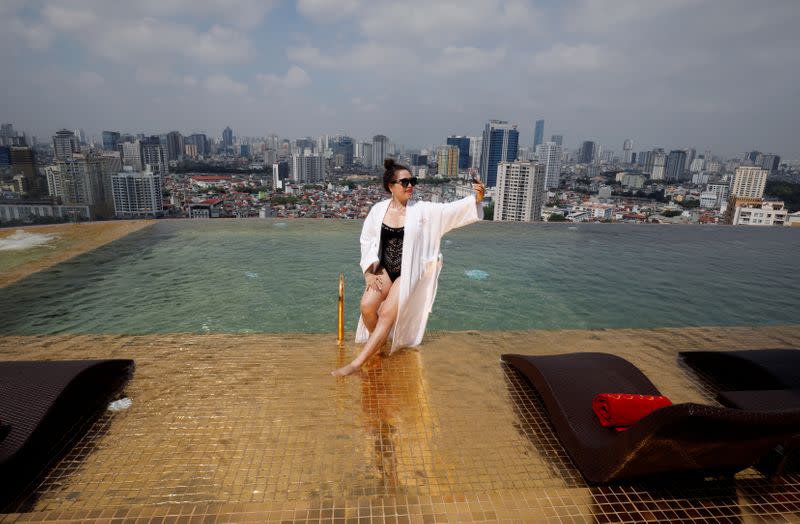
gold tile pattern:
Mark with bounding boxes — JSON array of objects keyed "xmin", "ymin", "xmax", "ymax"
[{"xmin": 1, "ymin": 326, "xmax": 799, "ymax": 523}]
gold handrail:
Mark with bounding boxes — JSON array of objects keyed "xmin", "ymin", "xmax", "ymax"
[{"xmin": 337, "ymin": 273, "xmax": 345, "ymax": 344}]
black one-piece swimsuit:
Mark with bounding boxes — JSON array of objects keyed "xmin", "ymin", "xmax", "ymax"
[{"xmin": 379, "ymin": 223, "xmax": 404, "ymax": 282}]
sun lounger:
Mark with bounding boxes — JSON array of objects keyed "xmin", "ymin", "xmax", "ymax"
[
  {"xmin": 679, "ymin": 349, "xmax": 800, "ymax": 394},
  {"xmin": 679, "ymin": 349, "xmax": 800, "ymax": 475},
  {"xmin": 501, "ymin": 352, "xmax": 800, "ymax": 484},
  {"xmin": 0, "ymin": 359, "xmax": 134, "ymax": 508}
]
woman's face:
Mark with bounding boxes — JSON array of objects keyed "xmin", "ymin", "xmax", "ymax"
[{"xmin": 389, "ymin": 169, "xmax": 414, "ymax": 203}]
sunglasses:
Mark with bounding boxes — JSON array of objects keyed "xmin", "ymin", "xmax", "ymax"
[{"xmin": 393, "ymin": 177, "xmax": 418, "ymax": 188}]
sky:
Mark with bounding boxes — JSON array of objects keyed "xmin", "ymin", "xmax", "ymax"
[{"xmin": 1, "ymin": 0, "xmax": 799, "ymax": 159}]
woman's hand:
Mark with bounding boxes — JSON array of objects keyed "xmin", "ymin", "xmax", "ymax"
[
  {"xmin": 472, "ymin": 177, "xmax": 486, "ymax": 204},
  {"xmin": 364, "ymin": 267, "xmax": 386, "ymax": 293}
]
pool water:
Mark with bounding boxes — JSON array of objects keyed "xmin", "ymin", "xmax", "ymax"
[{"xmin": 2, "ymin": 220, "xmax": 799, "ymax": 335}]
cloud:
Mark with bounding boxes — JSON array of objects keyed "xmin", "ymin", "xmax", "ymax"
[
  {"xmin": 289, "ymin": 43, "xmax": 418, "ymax": 70},
  {"xmin": 256, "ymin": 66, "xmax": 311, "ymax": 93},
  {"xmin": 530, "ymin": 44, "xmax": 611, "ymax": 73},
  {"xmin": 296, "ymin": 0, "xmax": 362, "ymax": 23},
  {"xmin": 204, "ymin": 75, "xmax": 248, "ymax": 96},
  {"xmin": 428, "ymin": 46, "xmax": 507, "ymax": 75},
  {"xmin": 567, "ymin": 0, "xmax": 700, "ymax": 34},
  {"xmin": 74, "ymin": 71, "xmax": 105, "ymax": 89}
]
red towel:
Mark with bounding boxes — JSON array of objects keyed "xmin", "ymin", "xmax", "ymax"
[{"xmin": 593, "ymin": 393, "xmax": 672, "ymax": 430}]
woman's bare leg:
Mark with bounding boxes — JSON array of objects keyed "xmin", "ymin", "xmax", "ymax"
[
  {"xmin": 360, "ymin": 270, "xmax": 390, "ymax": 333},
  {"xmin": 333, "ymin": 277, "xmax": 401, "ymax": 377}
]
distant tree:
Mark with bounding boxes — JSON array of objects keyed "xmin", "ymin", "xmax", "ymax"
[
  {"xmin": 765, "ymin": 181, "xmax": 800, "ymax": 212},
  {"xmin": 680, "ymin": 199, "xmax": 700, "ymax": 209},
  {"xmin": 483, "ymin": 203, "xmax": 494, "ymax": 220},
  {"xmin": 662, "ymin": 210, "xmax": 682, "ymax": 217},
  {"xmin": 548, "ymin": 213, "xmax": 567, "ymax": 222}
]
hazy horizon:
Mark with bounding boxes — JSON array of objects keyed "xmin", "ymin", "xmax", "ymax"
[{"xmin": 2, "ymin": 0, "xmax": 799, "ymax": 159}]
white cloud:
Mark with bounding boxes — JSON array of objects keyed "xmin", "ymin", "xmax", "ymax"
[
  {"xmin": 428, "ymin": 46, "xmax": 507, "ymax": 75},
  {"xmin": 530, "ymin": 44, "xmax": 611, "ymax": 73},
  {"xmin": 204, "ymin": 75, "xmax": 248, "ymax": 96},
  {"xmin": 296, "ymin": 0, "xmax": 362, "ymax": 23},
  {"xmin": 567, "ymin": 0, "xmax": 700, "ymax": 34},
  {"xmin": 74, "ymin": 71, "xmax": 105, "ymax": 89},
  {"xmin": 256, "ymin": 66, "xmax": 311, "ymax": 93},
  {"xmin": 288, "ymin": 43, "xmax": 417, "ymax": 70}
]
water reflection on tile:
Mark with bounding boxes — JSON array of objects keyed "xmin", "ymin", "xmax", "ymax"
[{"xmin": 0, "ymin": 325, "xmax": 799, "ymax": 522}]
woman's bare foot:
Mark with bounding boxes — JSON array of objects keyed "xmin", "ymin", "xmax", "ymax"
[{"xmin": 331, "ymin": 362, "xmax": 361, "ymax": 377}]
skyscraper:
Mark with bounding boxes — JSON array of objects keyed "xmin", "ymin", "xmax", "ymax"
[
  {"xmin": 122, "ymin": 142, "xmax": 143, "ymax": 171},
  {"xmin": 761, "ymin": 154, "xmax": 781, "ymax": 173},
  {"xmin": 665, "ymin": 150, "xmax": 687, "ymax": 181},
  {"xmin": 469, "ymin": 136, "xmax": 482, "ymax": 169},
  {"xmin": 166, "ymin": 131, "xmax": 184, "ymax": 162},
  {"xmin": 222, "ymin": 126, "xmax": 234, "ymax": 149},
  {"xmin": 111, "ymin": 166, "xmax": 163, "ymax": 217},
  {"xmin": 550, "ymin": 134, "xmax": 563, "ymax": 146},
  {"xmin": 446, "ymin": 136, "xmax": 471, "ymax": 170},
  {"xmin": 533, "ymin": 120, "xmax": 544, "ymax": 149},
  {"xmin": 730, "ymin": 166, "xmax": 768, "ymax": 199},
  {"xmin": 332, "ymin": 136, "xmax": 354, "ymax": 166},
  {"xmin": 578, "ymin": 141, "xmax": 597, "ymax": 164},
  {"xmin": 188, "ymin": 133, "xmax": 208, "ymax": 156},
  {"xmin": 494, "ymin": 161, "xmax": 545, "ymax": 222},
  {"xmin": 372, "ymin": 135, "xmax": 388, "ymax": 168},
  {"xmin": 53, "ymin": 129, "xmax": 79, "ymax": 161},
  {"xmin": 140, "ymin": 137, "xmax": 168, "ymax": 178},
  {"xmin": 102, "ymin": 131, "xmax": 120, "ymax": 151},
  {"xmin": 539, "ymin": 142, "xmax": 562, "ymax": 189},
  {"xmin": 650, "ymin": 150, "xmax": 667, "ymax": 180},
  {"xmin": 479, "ymin": 120, "xmax": 519, "ymax": 187},
  {"xmin": 622, "ymin": 139, "xmax": 634, "ymax": 164},
  {"xmin": 436, "ymin": 145, "xmax": 459, "ymax": 178}
]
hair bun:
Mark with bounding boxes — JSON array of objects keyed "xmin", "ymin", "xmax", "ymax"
[{"xmin": 383, "ymin": 158, "xmax": 396, "ymax": 170}]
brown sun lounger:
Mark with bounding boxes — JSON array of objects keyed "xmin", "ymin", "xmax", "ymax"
[
  {"xmin": 0, "ymin": 359, "xmax": 134, "ymax": 508},
  {"xmin": 679, "ymin": 349, "xmax": 800, "ymax": 394},
  {"xmin": 501, "ymin": 352, "xmax": 800, "ymax": 484}
]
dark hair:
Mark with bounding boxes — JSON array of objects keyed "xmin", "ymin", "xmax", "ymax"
[{"xmin": 382, "ymin": 158, "xmax": 411, "ymax": 192}]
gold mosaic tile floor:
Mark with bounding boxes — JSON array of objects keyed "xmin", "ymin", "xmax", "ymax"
[{"xmin": 1, "ymin": 326, "xmax": 800, "ymax": 523}]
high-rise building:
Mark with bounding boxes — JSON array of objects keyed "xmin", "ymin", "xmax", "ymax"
[
  {"xmin": 689, "ymin": 156, "xmax": 706, "ymax": 173},
  {"xmin": 665, "ymin": 150, "xmax": 687, "ymax": 181},
  {"xmin": 539, "ymin": 142, "xmax": 562, "ymax": 189},
  {"xmin": 53, "ymin": 129, "xmax": 79, "ymax": 161},
  {"xmin": 140, "ymin": 137, "xmax": 168, "ymax": 178},
  {"xmin": 684, "ymin": 148, "xmax": 696, "ymax": 174},
  {"xmin": 730, "ymin": 166, "xmax": 768, "ymax": 199},
  {"xmin": 550, "ymin": 134, "xmax": 563, "ymax": 146},
  {"xmin": 330, "ymin": 136, "xmax": 354, "ymax": 166},
  {"xmin": 222, "ymin": 126, "xmax": 234, "ymax": 148},
  {"xmin": 761, "ymin": 154, "xmax": 781, "ymax": 173},
  {"xmin": 122, "ymin": 141, "xmax": 143, "ymax": 171},
  {"xmin": 166, "ymin": 131, "xmax": 184, "ymax": 162},
  {"xmin": 469, "ymin": 136, "xmax": 482, "ymax": 169},
  {"xmin": 372, "ymin": 135, "xmax": 388, "ymax": 168},
  {"xmin": 446, "ymin": 136, "xmax": 471, "ymax": 170},
  {"xmin": 272, "ymin": 161, "xmax": 289, "ymax": 189},
  {"xmin": 290, "ymin": 152, "xmax": 325, "ymax": 183},
  {"xmin": 360, "ymin": 142, "xmax": 373, "ymax": 165},
  {"xmin": 578, "ymin": 141, "xmax": 597, "ymax": 164},
  {"xmin": 111, "ymin": 166, "xmax": 163, "ymax": 217},
  {"xmin": 188, "ymin": 133, "xmax": 208, "ymax": 156},
  {"xmin": 57, "ymin": 154, "xmax": 106, "ymax": 209},
  {"xmin": 9, "ymin": 146, "xmax": 38, "ymax": 193},
  {"xmin": 102, "ymin": 131, "xmax": 120, "ymax": 151},
  {"xmin": 650, "ymin": 150, "xmax": 667, "ymax": 180},
  {"xmin": 622, "ymin": 139, "xmax": 634, "ymax": 164},
  {"xmin": 479, "ymin": 120, "xmax": 519, "ymax": 187},
  {"xmin": 1, "ymin": 123, "xmax": 26, "ymax": 146},
  {"xmin": 494, "ymin": 161, "xmax": 545, "ymax": 222},
  {"xmin": 45, "ymin": 165, "xmax": 63, "ymax": 199},
  {"xmin": 533, "ymin": 120, "xmax": 544, "ymax": 149},
  {"xmin": 436, "ymin": 145, "xmax": 459, "ymax": 178}
]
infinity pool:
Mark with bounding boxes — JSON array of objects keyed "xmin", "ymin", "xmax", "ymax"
[{"xmin": 2, "ymin": 220, "xmax": 799, "ymax": 334}]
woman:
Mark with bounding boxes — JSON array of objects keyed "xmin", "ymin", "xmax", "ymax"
[{"xmin": 332, "ymin": 158, "xmax": 485, "ymax": 376}]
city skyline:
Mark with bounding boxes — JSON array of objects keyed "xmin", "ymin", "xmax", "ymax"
[{"xmin": 1, "ymin": 1, "xmax": 799, "ymax": 159}]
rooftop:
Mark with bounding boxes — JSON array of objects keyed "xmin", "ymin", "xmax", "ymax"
[{"xmin": 2, "ymin": 326, "xmax": 800, "ymax": 522}]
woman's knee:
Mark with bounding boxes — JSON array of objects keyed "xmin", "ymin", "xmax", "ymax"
[{"xmin": 360, "ymin": 294, "xmax": 380, "ymax": 316}]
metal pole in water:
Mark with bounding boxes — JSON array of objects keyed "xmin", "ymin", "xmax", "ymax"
[{"xmin": 337, "ymin": 273, "xmax": 345, "ymax": 344}]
